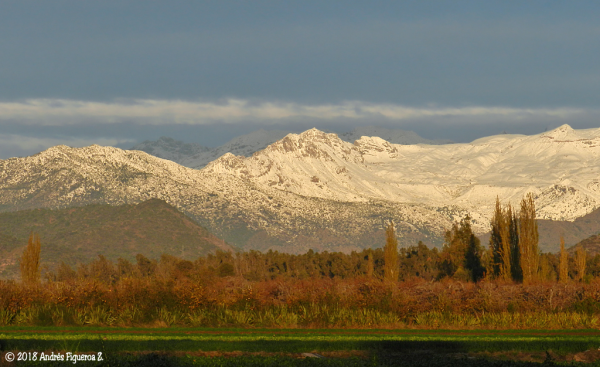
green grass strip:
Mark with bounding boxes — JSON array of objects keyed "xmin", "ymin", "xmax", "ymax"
[{"xmin": 2, "ymin": 329, "xmax": 600, "ymax": 354}]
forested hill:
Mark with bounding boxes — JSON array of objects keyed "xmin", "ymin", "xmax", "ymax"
[{"xmin": 0, "ymin": 199, "xmax": 233, "ymax": 279}]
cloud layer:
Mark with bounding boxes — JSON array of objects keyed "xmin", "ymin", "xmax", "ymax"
[{"xmin": 0, "ymin": 99, "xmax": 593, "ymax": 126}]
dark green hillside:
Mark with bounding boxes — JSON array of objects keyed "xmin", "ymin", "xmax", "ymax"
[{"xmin": 0, "ymin": 199, "xmax": 233, "ymax": 279}]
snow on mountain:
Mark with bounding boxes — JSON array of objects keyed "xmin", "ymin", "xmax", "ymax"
[
  {"xmin": 131, "ymin": 127, "xmax": 447, "ymax": 169},
  {"xmin": 132, "ymin": 129, "xmax": 291, "ymax": 169},
  {"xmin": 0, "ymin": 143, "xmax": 451, "ymax": 253},
  {"xmin": 2, "ymin": 124, "xmax": 600, "ymax": 253},
  {"xmin": 205, "ymin": 124, "xmax": 600, "ymax": 227}
]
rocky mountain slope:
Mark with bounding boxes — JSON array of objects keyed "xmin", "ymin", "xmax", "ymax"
[
  {"xmin": 133, "ymin": 130, "xmax": 293, "ymax": 169},
  {"xmin": 0, "ymin": 199, "xmax": 232, "ymax": 279},
  {"xmin": 205, "ymin": 125, "xmax": 600, "ymax": 224},
  {"xmin": 1, "ymin": 124, "xmax": 600, "ymax": 254},
  {"xmin": 132, "ymin": 127, "xmax": 449, "ymax": 169}
]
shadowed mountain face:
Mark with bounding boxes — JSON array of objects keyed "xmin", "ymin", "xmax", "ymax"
[
  {"xmin": 567, "ymin": 212, "xmax": 600, "ymax": 255},
  {"xmin": 0, "ymin": 199, "xmax": 232, "ymax": 279},
  {"xmin": 571, "ymin": 234, "xmax": 600, "ymax": 256},
  {"xmin": 538, "ymin": 207, "xmax": 600, "ymax": 253}
]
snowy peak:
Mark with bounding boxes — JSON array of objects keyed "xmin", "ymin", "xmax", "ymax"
[
  {"xmin": 7, "ymin": 125, "xmax": 600, "ymax": 254},
  {"xmin": 132, "ymin": 130, "xmax": 290, "ymax": 169},
  {"xmin": 201, "ymin": 125, "xmax": 600, "ymax": 223},
  {"xmin": 353, "ymin": 136, "xmax": 399, "ymax": 156},
  {"xmin": 539, "ymin": 124, "xmax": 600, "ymax": 142},
  {"xmin": 203, "ymin": 152, "xmax": 246, "ymax": 174},
  {"xmin": 131, "ymin": 127, "xmax": 445, "ymax": 169},
  {"xmin": 265, "ymin": 128, "xmax": 352, "ymax": 160},
  {"xmin": 540, "ymin": 124, "xmax": 578, "ymax": 140},
  {"xmin": 203, "ymin": 129, "xmax": 370, "ymax": 201}
]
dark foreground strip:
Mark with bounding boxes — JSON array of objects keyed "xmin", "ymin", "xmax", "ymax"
[
  {"xmin": 2, "ymin": 338, "xmax": 599, "ymax": 354},
  {"xmin": 0, "ymin": 352, "xmax": 566, "ymax": 367}
]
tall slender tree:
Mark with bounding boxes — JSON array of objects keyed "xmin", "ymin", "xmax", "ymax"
[
  {"xmin": 575, "ymin": 244, "xmax": 587, "ymax": 282},
  {"xmin": 508, "ymin": 206, "xmax": 522, "ymax": 282},
  {"xmin": 519, "ymin": 193, "xmax": 539, "ymax": 283},
  {"xmin": 20, "ymin": 232, "xmax": 41, "ymax": 284},
  {"xmin": 559, "ymin": 236, "xmax": 569, "ymax": 283},
  {"xmin": 383, "ymin": 221, "xmax": 399, "ymax": 282},
  {"xmin": 490, "ymin": 197, "xmax": 512, "ymax": 280}
]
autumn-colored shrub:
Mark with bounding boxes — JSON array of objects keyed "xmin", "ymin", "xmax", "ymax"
[{"xmin": 2, "ymin": 275, "xmax": 600, "ymax": 328}]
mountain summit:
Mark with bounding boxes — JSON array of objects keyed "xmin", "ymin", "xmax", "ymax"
[
  {"xmin": 131, "ymin": 127, "xmax": 449, "ymax": 169},
  {"xmin": 2, "ymin": 125, "xmax": 600, "ymax": 253}
]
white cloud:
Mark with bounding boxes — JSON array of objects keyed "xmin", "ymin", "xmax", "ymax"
[{"xmin": 0, "ymin": 99, "xmax": 593, "ymax": 126}]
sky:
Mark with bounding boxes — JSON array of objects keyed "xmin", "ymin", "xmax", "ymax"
[{"xmin": 1, "ymin": 1, "xmax": 600, "ymax": 158}]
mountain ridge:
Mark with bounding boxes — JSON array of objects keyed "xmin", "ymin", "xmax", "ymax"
[
  {"xmin": 2, "ymin": 124, "xmax": 600, "ymax": 254},
  {"xmin": 131, "ymin": 126, "xmax": 450, "ymax": 169}
]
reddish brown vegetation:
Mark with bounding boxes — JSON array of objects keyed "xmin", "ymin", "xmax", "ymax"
[{"xmin": 3, "ymin": 276, "xmax": 600, "ymax": 318}]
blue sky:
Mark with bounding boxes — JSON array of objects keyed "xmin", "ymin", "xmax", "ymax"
[{"xmin": 1, "ymin": 1, "xmax": 599, "ymax": 158}]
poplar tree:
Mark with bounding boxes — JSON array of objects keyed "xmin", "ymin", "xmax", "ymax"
[
  {"xmin": 519, "ymin": 193, "xmax": 539, "ymax": 283},
  {"xmin": 490, "ymin": 197, "xmax": 512, "ymax": 280},
  {"xmin": 383, "ymin": 221, "xmax": 399, "ymax": 282},
  {"xmin": 20, "ymin": 232, "xmax": 41, "ymax": 284},
  {"xmin": 559, "ymin": 236, "xmax": 568, "ymax": 283},
  {"xmin": 508, "ymin": 206, "xmax": 522, "ymax": 282},
  {"xmin": 575, "ymin": 244, "xmax": 587, "ymax": 282}
]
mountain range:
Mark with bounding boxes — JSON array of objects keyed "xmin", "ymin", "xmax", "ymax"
[
  {"xmin": 132, "ymin": 127, "xmax": 452, "ymax": 169},
  {"xmin": 1, "ymin": 124, "xmax": 599, "ymax": 254}
]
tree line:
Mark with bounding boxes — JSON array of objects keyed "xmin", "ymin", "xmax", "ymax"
[{"xmin": 18, "ymin": 193, "xmax": 598, "ymax": 285}]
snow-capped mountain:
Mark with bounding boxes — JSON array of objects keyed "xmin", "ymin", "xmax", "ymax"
[
  {"xmin": 131, "ymin": 127, "xmax": 449, "ymax": 169},
  {"xmin": 1, "ymin": 124, "xmax": 599, "ymax": 253},
  {"xmin": 339, "ymin": 126, "xmax": 452, "ymax": 145},
  {"xmin": 132, "ymin": 129, "xmax": 292, "ymax": 169},
  {"xmin": 205, "ymin": 124, "xmax": 600, "ymax": 225},
  {"xmin": 0, "ymin": 143, "xmax": 450, "ymax": 253}
]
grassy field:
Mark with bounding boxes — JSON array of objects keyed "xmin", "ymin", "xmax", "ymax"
[{"xmin": 3, "ymin": 327, "xmax": 600, "ymax": 366}]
